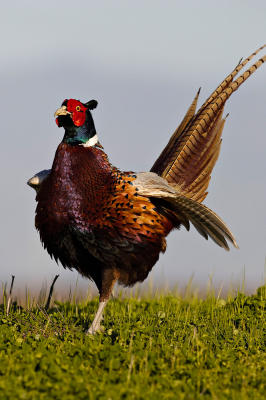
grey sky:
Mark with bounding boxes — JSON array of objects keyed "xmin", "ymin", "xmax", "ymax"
[{"xmin": 1, "ymin": 1, "xmax": 265, "ymax": 295}]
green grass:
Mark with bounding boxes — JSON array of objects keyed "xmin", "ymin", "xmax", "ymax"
[{"xmin": 0, "ymin": 286, "xmax": 265, "ymax": 400}]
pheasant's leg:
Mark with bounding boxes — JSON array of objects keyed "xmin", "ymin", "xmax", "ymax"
[
  {"xmin": 87, "ymin": 300, "xmax": 107, "ymax": 334},
  {"xmin": 87, "ymin": 268, "xmax": 119, "ymax": 335}
]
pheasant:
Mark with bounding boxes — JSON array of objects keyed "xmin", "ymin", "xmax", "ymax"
[{"xmin": 28, "ymin": 46, "xmax": 265, "ymax": 334}]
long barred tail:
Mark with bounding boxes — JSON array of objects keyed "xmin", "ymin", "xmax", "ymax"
[{"xmin": 151, "ymin": 45, "xmax": 266, "ymax": 203}]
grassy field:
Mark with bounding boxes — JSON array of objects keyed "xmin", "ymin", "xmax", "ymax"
[{"xmin": 0, "ymin": 285, "xmax": 265, "ymax": 400}]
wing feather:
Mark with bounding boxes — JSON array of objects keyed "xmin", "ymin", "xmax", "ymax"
[{"xmin": 134, "ymin": 172, "xmax": 238, "ymax": 250}]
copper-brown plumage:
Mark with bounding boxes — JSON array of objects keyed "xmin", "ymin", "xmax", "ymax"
[
  {"xmin": 35, "ymin": 143, "xmax": 173, "ymax": 288},
  {"xmin": 28, "ymin": 46, "xmax": 265, "ymax": 334}
]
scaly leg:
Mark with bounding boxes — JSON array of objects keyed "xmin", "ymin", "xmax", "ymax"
[
  {"xmin": 86, "ymin": 268, "xmax": 119, "ymax": 335},
  {"xmin": 87, "ymin": 301, "xmax": 107, "ymax": 334}
]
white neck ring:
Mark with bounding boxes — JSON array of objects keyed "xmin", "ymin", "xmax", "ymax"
[{"xmin": 81, "ymin": 134, "xmax": 98, "ymax": 147}]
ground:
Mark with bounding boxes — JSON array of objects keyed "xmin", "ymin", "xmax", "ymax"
[{"xmin": 0, "ymin": 286, "xmax": 265, "ymax": 399}]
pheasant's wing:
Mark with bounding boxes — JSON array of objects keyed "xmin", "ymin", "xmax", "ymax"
[
  {"xmin": 27, "ymin": 169, "xmax": 51, "ymax": 192},
  {"xmin": 151, "ymin": 45, "xmax": 266, "ymax": 203},
  {"xmin": 134, "ymin": 172, "xmax": 238, "ymax": 250}
]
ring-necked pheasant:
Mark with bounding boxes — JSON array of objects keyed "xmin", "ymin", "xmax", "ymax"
[{"xmin": 28, "ymin": 46, "xmax": 265, "ymax": 334}]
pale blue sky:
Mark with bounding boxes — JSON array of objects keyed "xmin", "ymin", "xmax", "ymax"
[{"xmin": 1, "ymin": 1, "xmax": 265, "ymax": 295}]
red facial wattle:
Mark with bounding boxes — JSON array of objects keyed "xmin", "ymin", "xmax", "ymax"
[{"xmin": 66, "ymin": 99, "xmax": 87, "ymax": 127}]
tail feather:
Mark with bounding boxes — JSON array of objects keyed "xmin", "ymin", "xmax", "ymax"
[
  {"xmin": 179, "ymin": 111, "xmax": 225, "ymax": 201},
  {"xmin": 175, "ymin": 108, "xmax": 225, "ymax": 197},
  {"xmin": 199, "ymin": 44, "xmax": 265, "ymax": 112},
  {"xmin": 151, "ymin": 45, "xmax": 265, "ymax": 203},
  {"xmin": 151, "ymin": 88, "xmax": 200, "ymax": 176}
]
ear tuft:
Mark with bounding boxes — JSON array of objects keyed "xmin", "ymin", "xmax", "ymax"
[{"xmin": 85, "ymin": 100, "xmax": 98, "ymax": 110}]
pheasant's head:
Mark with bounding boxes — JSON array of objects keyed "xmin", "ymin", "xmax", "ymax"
[{"xmin": 54, "ymin": 99, "xmax": 98, "ymax": 146}]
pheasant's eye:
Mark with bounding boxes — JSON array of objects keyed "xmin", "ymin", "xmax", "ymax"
[{"xmin": 76, "ymin": 105, "xmax": 81, "ymax": 111}]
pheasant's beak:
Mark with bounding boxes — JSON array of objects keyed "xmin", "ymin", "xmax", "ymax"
[{"xmin": 54, "ymin": 105, "xmax": 72, "ymax": 118}]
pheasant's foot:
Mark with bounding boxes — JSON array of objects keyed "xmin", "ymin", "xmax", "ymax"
[{"xmin": 87, "ymin": 322, "xmax": 104, "ymax": 335}]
